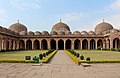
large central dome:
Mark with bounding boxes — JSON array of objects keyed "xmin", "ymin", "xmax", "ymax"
[
  {"xmin": 52, "ymin": 22, "xmax": 70, "ymax": 32},
  {"xmin": 9, "ymin": 22, "xmax": 27, "ymax": 33}
]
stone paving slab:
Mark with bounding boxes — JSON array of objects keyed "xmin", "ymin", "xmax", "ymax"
[{"xmin": 0, "ymin": 50, "xmax": 120, "ymax": 78}]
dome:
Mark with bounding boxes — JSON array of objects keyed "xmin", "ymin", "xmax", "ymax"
[
  {"xmin": 50, "ymin": 31, "xmax": 57, "ymax": 35},
  {"xmin": 88, "ymin": 31, "xmax": 95, "ymax": 35},
  {"xmin": 34, "ymin": 31, "xmax": 41, "ymax": 36},
  {"xmin": 95, "ymin": 21, "xmax": 113, "ymax": 34},
  {"xmin": 42, "ymin": 31, "xmax": 49, "ymax": 35},
  {"xmin": 65, "ymin": 31, "xmax": 71, "ymax": 35},
  {"xmin": 20, "ymin": 31, "xmax": 27, "ymax": 35},
  {"xmin": 27, "ymin": 31, "xmax": 34, "ymax": 35},
  {"xmin": 73, "ymin": 31, "xmax": 81, "ymax": 35},
  {"xmin": 0, "ymin": 26, "xmax": 3, "ymax": 32},
  {"xmin": 57, "ymin": 30, "xmax": 65, "ymax": 35},
  {"xmin": 110, "ymin": 29, "xmax": 119, "ymax": 33},
  {"xmin": 52, "ymin": 22, "xmax": 70, "ymax": 32},
  {"xmin": 9, "ymin": 22, "xmax": 27, "ymax": 33},
  {"xmin": 81, "ymin": 31, "xmax": 88, "ymax": 35}
]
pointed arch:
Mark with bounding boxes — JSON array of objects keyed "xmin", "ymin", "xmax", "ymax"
[
  {"xmin": 6, "ymin": 41, "xmax": 9, "ymax": 50},
  {"xmin": 113, "ymin": 38, "xmax": 120, "ymax": 49},
  {"xmin": 26, "ymin": 40, "xmax": 32, "ymax": 50},
  {"xmin": 34, "ymin": 40, "xmax": 40, "ymax": 50},
  {"xmin": 58, "ymin": 39, "xmax": 64, "ymax": 50},
  {"xmin": 97, "ymin": 39, "xmax": 103, "ymax": 48},
  {"xmin": 90, "ymin": 39, "xmax": 95, "ymax": 49},
  {"xmin": 74, "ymin": 39, "xmax": 80, "ymax": 49},
  {"xmin": 41, "ymin": 39, "xmax": 48, "ymax": 50},
  {"xmin": 19, "ymin": 40, "xmax": 25, "ymax": 50},
  {"xmin": 82, "ymin": 39, "xmax": 88, "ymax": 49},
  {"xmin": 50, "ymin": 39, "xmax": 56, "ymax": 49},
  {"xmin": 65, "ymin": 39, "xmax": 71, "ymax": 49}
]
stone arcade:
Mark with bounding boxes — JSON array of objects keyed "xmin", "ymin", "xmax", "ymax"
[{"xmin": 0, "ymin": 20, "xmax": 120, "ymax": 51}]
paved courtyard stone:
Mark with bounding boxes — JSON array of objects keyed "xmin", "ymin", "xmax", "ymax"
[{"xmin": 0, "ymin": 50, "xmax": 120, "ymax": 78}]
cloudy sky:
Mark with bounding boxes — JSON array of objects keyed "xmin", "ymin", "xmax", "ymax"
[{"xmin": 0, "ymin": 0, "xmax": 119, "ymax": 32}]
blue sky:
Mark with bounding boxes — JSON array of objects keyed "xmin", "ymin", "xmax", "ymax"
[{"xmin": 0, "ymin": 0, "xmax": 119, "ymax": 32}]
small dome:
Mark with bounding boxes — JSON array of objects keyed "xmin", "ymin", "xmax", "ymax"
[
  {"xmin": 110, "ymin": 29, "xmax": 119, "ymax": 33},
  {"xmin": 9, "ymin": 22, "xmax": 27, "ymax": 33},
  {"xmin": 52, "ymin": 22, "xmax": 70, "ymax": 32},
  {"xmin": 65, "ymin": 31, "xmax": 71, "ymax": 35},
  {"xmin": 73, "ymin": 31, "xmax": 81, "ymax": 35},
  {"xmin": 27, "ymin": 31, "xmax": 34, "ymax": 35},
  {"xmin": 81, "ymin": 31, "xmax": 88, "ymax": 35},
  {"xmin": 42, "ymin": 31, "xmax": 49, "ymax": 35},
  {"xmin": 34, "ymin": 31, "xmax": 41, "ymax": 35},
  {"xmin": 20, "ymin": 31, "xmax": 27, "ymax": 35},
  {"xmin": 0, "ymin": 26, "xmax": 3, "ymax": 32},
  {"xmin": 95, "ymin": 21, "xmax": 113, "ymax": 34},
  {"xmin": 2, "ymin": 27, "xmax": 8, "ymax": 33},
  {"xmin": 57, "ymin": 30, "xmax": 65, "ymax": 35},
  {"xmin": 50, "ymin": 31, "xmax": 57, "ymax": 35},
  {"xmin": 88, "ymin": 31, "xmax": 95, "ymax": 35}
]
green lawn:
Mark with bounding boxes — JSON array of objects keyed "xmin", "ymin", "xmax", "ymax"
[
  {"xmin": 0, "ymin": 50, "xmax": 47, "ymax": 60},
  {"xmin": 75, "ymin": 50, "xmax": 120, "ymax": 61}
]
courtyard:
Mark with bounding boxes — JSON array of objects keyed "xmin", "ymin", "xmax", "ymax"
[{"xmin": 0, "ymin": 50, "xmax": 120, "ymax": 78}]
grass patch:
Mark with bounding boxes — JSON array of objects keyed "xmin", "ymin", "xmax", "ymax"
[
  {"xmin": 75, "ymin": 50, "xmax": 120, "ymax": 61},
  {"xmin": 0, "ymin": 50, "xmax": 47, "ymax": 60}
]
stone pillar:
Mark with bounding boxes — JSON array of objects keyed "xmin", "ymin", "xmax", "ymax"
[
  {"xmin": 24, "ymin": 40, "xmax": 26, "ymax": 50},
  {"xmin": 81, "ymin": 40, "xmax": 83, "ymax": 50},
  {"xmin": 106, "ymin": 40, "xmax": 109, "ymax": 49},
  {"xmin": 88, "ymin": 40, "xmax": 90, "ymax": 50},
  {"xmin": 56, "ymin": 40, "xmax": 58, "ymax": 50},
  {"xmin": 64, "ymin": 40, "xmax": 65, "ymax": 50},
  {"xmin": 95, "ymin": 40, "xmax": 98, "ymax": 49},
  {"xmin": 71, "ymin": 40, "xmax": 74, "ymax": 50},
  {"xmin": 32, "ymin": 40, "xmax": 34, "ymax": 50},
  {"xmin": 48, "ymin": 40, "xmax": 50, "ymax": 50},
  {"xmin": 110, "ymin": 39, "xmax": 113, "ymax": 49},
  {"xmin": 39, "ymin": 40, "xmax": 41, "ymax": 50},
  {"xmin": 103, "ymin": 40, "xmax": 106, "ymax": 49}
]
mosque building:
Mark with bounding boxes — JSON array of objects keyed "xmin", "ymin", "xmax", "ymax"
[{"xmin": 0, "ymin": 20, "xmax": 120, "ymax": 51}]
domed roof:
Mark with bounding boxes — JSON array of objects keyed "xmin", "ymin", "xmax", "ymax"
[
  {"xmin": 9, "ymin": 21, "xmax": 27, "ymax": 33},
  {"xmin": 88, "ymin": 31, "xmax": 95, "ymax": 35},
  {"xmin": 73, "ymin": 31, "xmax": 81, "ymax": 35},
  {"xmin": 42, "ymin": 31, "xmax": 49, "ymax": 35},
  {"xmin": 27, "ymin": 31, "xmax": 34, "ymax": 35},
  {"xmin": 110, "ymin": 29, "xmax": 119, "ymax": 33},
  {"xmin": 34, "ymin": 31, "xmax": 42, "ymax": 36},
  {"xmin": 57, "ymin": 30, "xmax": 65, "ymax": 35},
  {"xmin": 81, "ymin": 31, "xmax": 88, "ymax": 35},
  {"xmin": 95, "ymin": 21, "xmax": 113, "ymax": 34},
  {"xmin": 52, "ymin": 21, "xmax": 70, "ymax": 32},
  {"xmin": 20, "ymin": 31, "xmax": 27, "ymax": 35},
  {"xmin": 65, "ymin": 31, "xmax": 71, "ymax": 35},
  {"xmin": 50, "ymin": 31, "xmax": 57, "ymax": 35}
]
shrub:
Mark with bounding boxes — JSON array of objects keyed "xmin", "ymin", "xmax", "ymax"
[
  {"xmin": 111, "ymin": 48, "xmax": 116, "ymax": 51},
  {"xmin": 43, "ymin": 53, "xmax": 46, "ymax": 57},
  {"xmin": 80, "ymin": 55, "xmax": 84, "ymax": 60},
  {"xmin": 117, "ymin": 48, "xmax": 120, "ymax": 52},
  {"xmin": 86, "ymin": 57, "xmax": 91, "ymax": 61},
  {"xmin": 74, "ymin": 52, "xmax": 76, "ymax": 56},
  {"xmin": 39, "ymin": 54, "xmax": 43, "ymax": 60},
  {"xmin": 76, "ymin": 53, "xmax": 79, "ymax": 57}
]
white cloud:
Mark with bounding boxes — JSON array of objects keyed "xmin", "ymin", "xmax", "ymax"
[
  {"xmin": 10, "ymin": 0, "xmax": 41, "ymax": 10},
  {"xmin": 111, "ymin": 0, "xmax": 120, "ymax": 10}
]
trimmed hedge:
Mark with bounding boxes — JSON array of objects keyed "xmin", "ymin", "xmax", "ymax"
[
  {"xmin": 64, "ymin": 50, "xmax": 79, "ymax": 64},
  {"xmin": 79, "ymin": 60, "xmax": 120, "ymax": 63},
  {"xmin": 0, "ymin": 60, "xmax": 34, "ymax": 63},
  {"xmin": 41, "ymin": 50, "xmax": 57, "ymax": 63}
]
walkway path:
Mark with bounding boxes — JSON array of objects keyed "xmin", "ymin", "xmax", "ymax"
[{"xmin": 0, "ymin": 50, "xmax": 120, "ymax": 78}]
